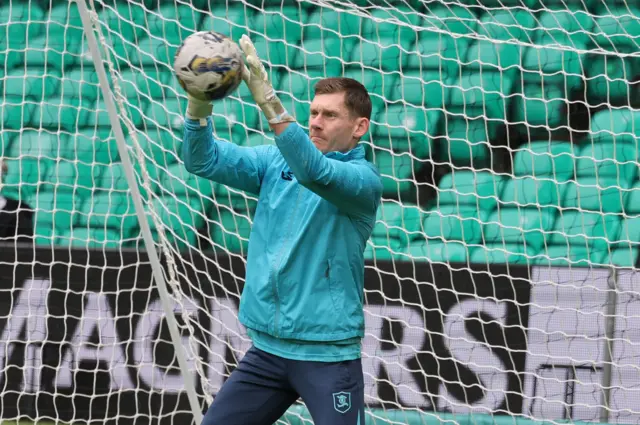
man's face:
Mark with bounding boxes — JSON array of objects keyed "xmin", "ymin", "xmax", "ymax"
[{"xmin": 308, "ymin": 92, "xmax": 368, "ymax": 154}]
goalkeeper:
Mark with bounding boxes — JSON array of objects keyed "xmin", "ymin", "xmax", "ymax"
[{"xmin": 182, "ymin": 35, "xmax": 382, "ymax": 425}]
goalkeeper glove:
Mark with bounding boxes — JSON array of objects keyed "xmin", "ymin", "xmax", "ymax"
[
  {"xmin": 239, "ymin": 34, "xmax": 295, "ymax": 126},
  {"xmin": 185, "ymin": 94, "xmax": 213, "ymax": 126}
]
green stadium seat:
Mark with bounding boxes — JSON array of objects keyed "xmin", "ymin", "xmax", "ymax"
[
  {"xmin": 483, "ymin": 208, "xmax": 556, "ymax": 249},
  {"xmin": 200, "ymin": 6, "xmax": 254, "ymax": 43},
  {"xmin": 606, "ymin": 246, "xmax": 639, "ymax": 267},
  {"xmin": 342, "ymin": 68, "xmax": 396, "ymax": 110},
  {"xmin": 95, "ymin": 159, "xmax": 160, "ymax": 199},
  {"xmin": 33, "ymin": 224, "xmax": 57, "ymax": 246},
  {"xmin": 533, "ymin": 10, "xmax": 595, "ymax": 47},
  {"xmin": 147, "ymin": 196, "xmax": 206, "ymax": 251},
  {"xmin": 249, "ymin": 35, "xmax": 292, "ymax": 69},
  {"xmin": 448, "ymin": 72, "xmax": 515, "ymax": 124},
  {"xmin": 406, "ymin": 32, "xmax": 466, "ymax": 82},
  {"xmin": 32, "ymin": 96, "xmax": 92, "ymax": 131},
  {"xmin": 251, "ymin": 6, "xmax": 307, "ymax": 43},
  {"xmin": 4, "ymin": 68, "xmax": 61, "ymax": 100},
  {"xmin": 0, "ymin": 157, "xmax": 47, "ymax": 199},
  {"xmin": 425, "ymin": 6, "xmax": 478, "ymax": 36},
  {"xmin": 549, "ymin": 210, "xmax": 621, "ymax": 248},
  {"xmin": 67, "ymin": 128, "xmax": 121, "ymax": 166},
  {"xmin": 587, "ymin": 55, "xmax": 639, "ymax": 107},
  {"xmin": 389, "ymin": 70, "xmax": 447, "ymax": 110},
  {"xmin": 521, "ymin": 38, "xmax": 585, "ymax": 89},
  {"xmin": 1, "ymin": 96, "xmax": 37, "ymax": 130},
  {"xmin": 513, "ymin": 141, "xmax": 577, "ymax": 182},
  {"xmin": 305, "ymin": 8, "xmax": 363, "ymax": 40},
  {"xmin": 436, "ymin": 170, "xmax": 504, "ymax": 211},
  {"xmin": 403, "ymin": 239, "xmax": 468, "ymax": 263},
  {"xmin": 372, "ymin": 201, "xmax": 423, "ymax": 249},
  {"xmin": 131, "ymin": 35, "xmax": 178, "ymax": 70},
  {"xmin": 82, "ymin": 97, "xmax": 144, "ymax": 130},
  {"xmin": 278, "ymin": 73, "xmax": 323, "ymax": 100},
  {"xmin": 626, "ymin": 182, "xmax": 640, "ymax": 215},
  {"xmin": 60, "ymin": 67, "xmax": 101, "ymax": 104},
  {"xmin": 439, "ymin": 117, "xmax": 491, "ymax": 167},
  {"xmin": 289, "ymin": 38, "xmax": 345, "ymax": 78},
  {"xmin": 470, "ymin": 243, "xmax": 540, "ymax": 265},
  {"xmin": 117, "ymin": 68, "xmax": 168, "ymax": 104},
  {"xmin": 6, "ymin": 130, "xmax": 66, "ymax": 160},
  {"xmin": 533, "ymin": 244, "xmax": 607, "ymax": 267},
  {"xmin": 476, "ymin": 9, "xmax": 537, "ymax": 42},
  {"xmin": 97, "ymin": 163, "xmax": 129, "ymax": 192},
  {"xmin": 364, "ymin": 241, "xmax": 402, "ymax": 262},
  {"xmin": 615, "ymin": 216, "xmax": 640, "ymax": 247},
  {"xmin": 0, "ymin": 132, "xmax": 13, "ymax": 156},
  {"xmin": 41, "ymin": 160, "xmax": 94, "ymax": 197},
  {"xmin": 562, "ymin": 177, "xmax": 626, "ymax": 213},
  {"xmin": 210, "ymin": 96, "xmax": 259, "ymax": 136},
  {"xmin": 99, "ymin": 3, "xmax": 147, "ymax": 42},
  {"xmin": 0, "ymin": 3, "xmax": 45, "ymax": 47},
  {"xmin": 3, "ymin": 34, "xmax": 78, "ymax": 71},
  {"xmin": 374, "ymin": 104, "xmax": 438, "ymax": 160},
  {"xmin": 347, "ymin": 36, "xmax": 412, "ymax": 72},
  {"xmin": 32, "ymin": 190, "xmax": 79, "ymax": 232},
  {"xmin": 160, "ymin": 163, "xmax": 216, "ymax": 204},
  {"xmin": 210, "ymin": 209, "xmax": 252, "ymax": 255},
  {"xmin": 588, "ymin": 108, "xmax": 640, "ymax": 145},
  {"xmin": 361, "ymin": 7, "xmax": 423, "ymax": 43},
  {"xmin": 592, "ymin": 7, "xmax": 640, "ymax": 51},
  {"xmin": 75, "ymin": 192, "xmax": 138, "ymax": 235},
  {"xmin": 371, "ymin": 149, "xmax": 421, "ymax": 197},
  {"xmin": 575, "ymin": 142, "xmax": 638, "ymax": 185},
  {"xmin": 464, "ymin": 41, "xmax": 524, "ymax": 76},
  {"xmin": 43, "ymin": 3, "xmax": 84, "ymax": 41},
  {"xmin": 147, "ymin": 4, "xmax": 202, "ymax": 43},
  {"xmin": 422, "ymin": 205, "xmax": 486, "ymax": 244},
  {"xmin": 145, "ymin": 97, "xmax": 187, "ymax": 128},
  {"xmin": 511, "ymin": 84, "xmax": 570, "ymax": 137},
  {"xmin": 499, "ymin": 177, "xmax": 565, "ymax": 211},
  {"xmin": 57, "ymin": 227, "xmax": 124, "ymax": 249}
]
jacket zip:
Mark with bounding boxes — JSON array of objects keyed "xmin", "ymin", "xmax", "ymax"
[{"xmin": 271, "ymin": 184, "xmax": 304, "ymax": 337}]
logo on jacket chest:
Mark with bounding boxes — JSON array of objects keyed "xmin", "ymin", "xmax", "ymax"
[{"xmin": 281, "ymin": 171, "xmax": 294, "ymax": 181}]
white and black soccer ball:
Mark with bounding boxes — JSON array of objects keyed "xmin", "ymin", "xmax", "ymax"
[{"xmin": 173, "ymin": 31, "xmax": 244, "ymax": 101}]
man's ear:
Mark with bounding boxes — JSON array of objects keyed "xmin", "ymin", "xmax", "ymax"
[{"xmin": 353, "ymin": 117, "xmax": 369, "ymax": 139}]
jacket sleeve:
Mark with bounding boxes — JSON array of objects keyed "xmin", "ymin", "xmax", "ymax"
[
  {"xmin": 182, "ymin": 117, "xmax": 274, "ymax": 195},
  {"xmin": 274, "ymin": 123, "xmax": 382, "ymax": 218}
]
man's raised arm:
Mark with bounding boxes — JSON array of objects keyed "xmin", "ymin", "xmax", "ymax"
[
  {"xmin": 182, "ymin": 116, "xmax": 273, "ymax": 195},
  {"xmin": 275, "ymin": 123, "xmax": 382, "ymax": 218}
]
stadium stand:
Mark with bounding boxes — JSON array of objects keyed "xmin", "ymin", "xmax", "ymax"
[{"xmin": 1, "ymin": 0, "xmax": 640, "ymax": 269}]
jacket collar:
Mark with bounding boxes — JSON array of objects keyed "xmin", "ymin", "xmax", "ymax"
[{"xmin": 324, "ymin": 144, "xmax": 365, "ymax": 162}]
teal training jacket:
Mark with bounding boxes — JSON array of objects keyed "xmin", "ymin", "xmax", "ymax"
[{"xmin": 182, "ymin": 117, "xmax": 383, "ymax": 343}]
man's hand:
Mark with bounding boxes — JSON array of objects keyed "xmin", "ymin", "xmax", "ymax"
[
  {"xmin": 186, "ymin": 94, "xmax": 213, "ymax": 126},
  {"xmin": 240, "ymin": 34, "xmax": 295, "ymax": 127}
]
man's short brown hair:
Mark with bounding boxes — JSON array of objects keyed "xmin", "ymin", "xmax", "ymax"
[{"xmin": 314, "ymin": 78, "xmax": 372, "ymax": 120}]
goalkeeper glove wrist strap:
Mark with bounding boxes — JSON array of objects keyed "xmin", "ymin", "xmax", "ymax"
[
  {"xmin": 186, "ymin": 97, "xmax": 213, "ymax": 125},
  {"xmin": 259, "ymin": 99, "xmax": 296, "ymax": 125}
]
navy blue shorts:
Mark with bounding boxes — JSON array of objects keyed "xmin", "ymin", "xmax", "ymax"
[{"xmin": 201, "ymin": 345, "xmax": 365, "ymax": 425}]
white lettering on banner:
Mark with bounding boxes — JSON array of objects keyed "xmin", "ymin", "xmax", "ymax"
[
  {"xmin": 361, "ymin": 305, "xmax": 428, "ymax": 407},
  {"xmin": 206, "ymin": 298, "xmax": 251, "ymax": 393},
  {"xmin": 132, "ymin": 296, "xmax": 203, "ymax": 391},
  {"xmin": 438, "ymin": 298, "xmax": 509, "ymax": 413},
  {"xmin": 607, "ymin": 270, "xmax": 640, "ymax": 424},
  {"xmin": 0, "ymin": 279, "xmax": 51, "ymax": 391},
  {"xmin": 56, "ymin": 293, "xmax": 135, "ymax": 390},
  {"xmin": 523, "ymin": 268, "xmax": 608, "ymax": 422}
]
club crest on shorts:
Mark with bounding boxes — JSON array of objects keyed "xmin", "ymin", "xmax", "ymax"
[{"xmin": 333, "ymin": 391, "xmax": 351, "ymax": 413}]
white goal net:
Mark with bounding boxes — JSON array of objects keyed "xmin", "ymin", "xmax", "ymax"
[{"xmin": 2, "ymin": 0, "xmax": 640, "ymax": 424}]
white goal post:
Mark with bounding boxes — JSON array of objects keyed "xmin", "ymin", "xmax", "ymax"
[{"xmin": 2, "ymin": 0, "xmax": 640, "ymax": 424}]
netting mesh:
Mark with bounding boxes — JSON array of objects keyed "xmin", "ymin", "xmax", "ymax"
[{"xmin": 3, "ymin": 0, "xmax": 640, "ymax": 424}]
